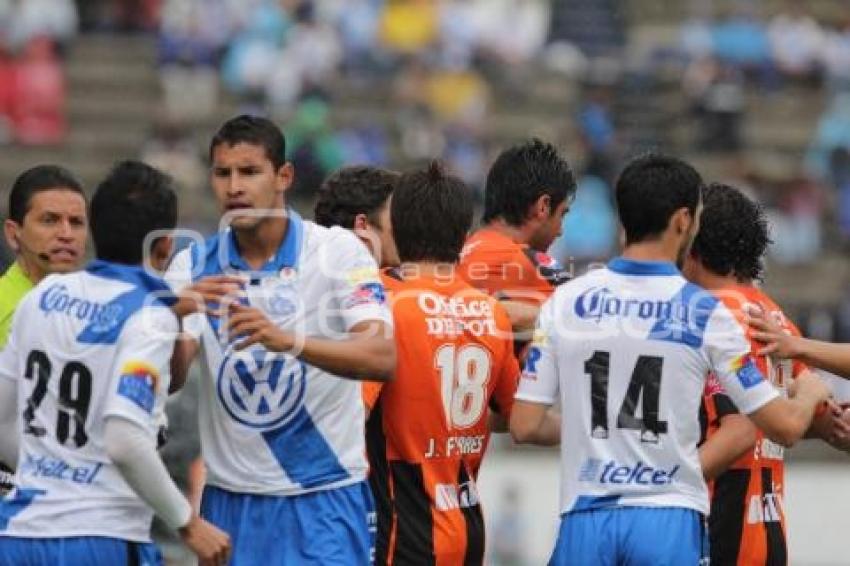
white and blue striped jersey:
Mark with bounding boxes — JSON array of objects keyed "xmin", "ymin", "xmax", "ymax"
[
  {"xmin": 0, "ymin": 261, "xmax": 178, "ymax": 542},
  {"xmin": 516, "ymin": 257, "xmax": 778, "ymax": 516},
  {"xmin": 165, "ymin": 211, "xmax": 392, "ymax": 496}
]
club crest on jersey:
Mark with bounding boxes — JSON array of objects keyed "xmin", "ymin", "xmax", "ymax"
[
  {"xmin": 117, "ymin": 361, "xmax": 159, "ymax": 413},
  {"xmin": 217, "ymin": 350, "xmax": 307, "ymax": 430},
  {"xmin": 257, "ymin": 279, "xmax": 299, "ymax": 318}
]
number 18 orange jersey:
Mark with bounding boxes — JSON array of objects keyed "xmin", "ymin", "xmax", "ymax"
[{"xmin": 367, "ymin": 268, "xmax": 520, "ymax": 566}]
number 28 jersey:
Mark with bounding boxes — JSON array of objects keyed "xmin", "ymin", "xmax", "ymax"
[
  {"xmin": 516, "ymin": 258, "xmax": 779, "ymax": 516},
  {"xmin": 0, "ymin": 262, "xmax": 177, "ymax": 542}
]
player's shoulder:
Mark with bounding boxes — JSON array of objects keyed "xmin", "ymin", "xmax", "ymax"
[
  {"xmin": 302, "ymin": 220, "xmax": 370, "ymax": 258},
  {"xmin": 460, "ymin": 228, "xmax": 519, "ymax": 261}
]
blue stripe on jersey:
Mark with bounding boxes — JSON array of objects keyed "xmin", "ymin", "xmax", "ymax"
[
  {"xmin": 648, "ymin": 282, "xmax": 718, "ymax": 348},
  {"xmin": 608, "ymin": 257, "xmax": 679, "ymax": 276},
  {"xmin": 0, "ymin": 488, "xmax": 45, "ymax": 531},
  {"xmin": 75, "ymin": 261, "xmax": 175, "ymax": 345},
  {"xmin": 190, "ymin": 210, "xmax": 304, "ymax": 340},
  {"xmin": 261, "ymin": 406, "xmax": 350, "ymax": 489}
]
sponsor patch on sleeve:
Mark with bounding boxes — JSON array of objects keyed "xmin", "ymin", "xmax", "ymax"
[
  {"xmin": 344, "ymin": 281, "xmax": 386, "ymax": 309},
  {"xmin": 731, "ymin": 355, "xmax": 764, "ymax": 389},
  {"xmin": 117, "ymin": 361, "xmax": 159, "ymax": 413}
]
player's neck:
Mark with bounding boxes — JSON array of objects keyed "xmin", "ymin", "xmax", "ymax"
[
  {"xmin": 483, "ymin": 219, "xmax": 533, "ymax": 246},
  {"xmin": 620, "ymin": 240, "xmax": 678, "ymax": 266},
  {"xmin": 699, "ymin": 270, "xmax": 751, "ymax": 291},
  {"xmin": 16, "ymin": 256, "xmax": 44, "ymax": 285},
  {"xmin": 232, "ymin": 216, "xmax": 288, "ymax": 269}
]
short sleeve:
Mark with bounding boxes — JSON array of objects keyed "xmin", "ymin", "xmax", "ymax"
[
  {"xmin": 164, "ymin": 247, "xmax": 204, "ymax": 341},
  {"xmin": 326, "ymin": 230, "xmax": 392, "ymax": 331},
  {"xmin": 514, "ymin": 295, "xmax": 559, "ymax": 405},
  {"xmin": 704, "ymin": 303, "xmax": 778, "ymax": 415},
  {"xmin": 104, "ymin": 307, "xmax": 179, "ymax": 433}
]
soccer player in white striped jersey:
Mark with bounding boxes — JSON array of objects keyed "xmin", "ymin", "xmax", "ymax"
[
  {"xmin": 510, "ymin": 154, "xmax": 831, "ymax": 565},
  {"xmin": 166, "ymin": 116, "xmax": 395, "ymax": 565},
  {"xmin": 0, "ymin": 161, "xmax": 230, "ymax": 565}
]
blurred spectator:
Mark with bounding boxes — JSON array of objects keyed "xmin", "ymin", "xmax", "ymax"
[
  {"xmin": 712, "ymin": 11, "xmax": 774, "ymax": 85},
  {"xmin": 822, "ymin": 17, "xmax": 850, "ymax": 92},
  {"xmin": 576, "ymin": 85, "xmax": 619, "ymax": 183},
  {"xmin": 767, "ymin": 4, "xmax": 824, "ymax": 83},
  {"xmin": 768, "ymin": 175, "xmax": 825, "ymax": 265},
  {"xmin": 549, "ymin": 175, "xmax": 617, "ymax": 264},
  {"xmin": 10, "ymin": 37, "xmax": 66, "ymax": 145},
  {"xmin": 286, "ymin": 96, "xmax": 344, "ymax": 200},
  {"xmin": 8, "ymin": 0, "xmax": 78, "ymax": 53},
  {"xmin": 683, "ymin": 56, "xmax": 745, "ymax": 152},
  {"xmin": 337, "ymin": 122, "xmax": 390, "ymax": 166},
  {"xmin": 332, "ymin": 0, "xmax": 383, "ymax": 72},
  {"xmin": 378, "ymin": 0, "xmax": 438, "ymax": 57},
  {"xmin": 805, "ymin": 93, "xmax": 850, "ymax": 179},
  {"xmin": 489, "ymin": 484, "xmax": 527, "ymax": 566}
]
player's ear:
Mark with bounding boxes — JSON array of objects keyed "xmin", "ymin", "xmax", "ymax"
[
  {"xmin": 3, "ymin": 219, "xmax": 20, "ymax": 253},
  {"xmin": 148, "ymin": 235, "xmax": 174, "ymax": 273},
  {"xmin": 671, "ymin": 207, "xmax": 691, "ymax": 235},
  {"xmin": 275, "ymin": 162, "xmax": 295, "ymax": 195},
  {"xmin": 531, "ymin": 194, "xmax": 551, "ymax": 221}
]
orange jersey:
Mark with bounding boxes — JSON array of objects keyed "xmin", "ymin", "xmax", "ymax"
[
  {"xmin": 457, "ymin": 227, "xmax": 569, "ymax": 305},
  {"xmin": 700, "ymin": 285, "xmax": 806, "ymax": 566},
  {"xmin": 368, "ymin": 269, "xmax": 520, "ymax": 566}
]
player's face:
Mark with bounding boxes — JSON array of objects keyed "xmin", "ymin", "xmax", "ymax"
[
  {"xmin": 211, "ymin": 142, "xmax": 293, "ymax": 231},
  {"xmin": 529, "ymin": 199, "xmax": 569, "ymax": 252},
  {"xmin": 5, "ymin": 188, "xmax": 87, "ymax": 281}
]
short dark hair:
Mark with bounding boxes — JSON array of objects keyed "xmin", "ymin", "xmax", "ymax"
[
  {"xmin": 209, "ymin": 114, "xmax": 287, "ymax": 170},
  {"xmin": 691, "ymin": 183, "xmax": 771, "ymax": 282},
  {"xmin": 313, "ymin": 166, "xmax": 400, "ymax": 229},
  {"xmin": 392, "ymin": 162, "xmax": 473, "ymax": 263},
  {"xmin": 615, "ymin": 153, "xmax": 703, "ymax": 245},
  {"xmin": 8, "ymin": 165, "xmax": 85, "ymax": 224},
  {"xmin": 90, "ymin": 161, "xmax": 177, "ymax": 265},
  {"xmin": 482, "ymin": 139, "xmax": 576, "ymax": 226}
]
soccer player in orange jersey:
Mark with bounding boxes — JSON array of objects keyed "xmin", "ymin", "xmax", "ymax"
[
  {"xmin": 458, "ymin": 140, "xmax": 576, "ymax": 332},
  {"xmin": 368, "ymin": 163, "xmax": 524, "ymax": 566},
  {"xmin": 685, "ymin": 182, "xmax": 848, "ymax": 566}
]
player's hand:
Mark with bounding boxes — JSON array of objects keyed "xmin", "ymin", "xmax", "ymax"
[
  {"xmin": 172, "ymin": 275, "xmax": 246, "ymax": 318},
  {"xmin": 747, "ymin": 309, "xmax": 802, "ymax": 358},
  {"xmin": 226, "ymin": 302, "xmax": 294, "ymax": 351},
  {"xmin": 178, "ymin": 514, "xmax": 231, "ymax": 566},
  {"xmin": 793, "ymin": 370, "xmax": 832, "ymax": 405}
]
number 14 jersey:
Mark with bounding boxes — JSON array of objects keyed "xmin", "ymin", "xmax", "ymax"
[{"xmin": 516, "ymin": 258, "xmax": 779, "ymax": 516}]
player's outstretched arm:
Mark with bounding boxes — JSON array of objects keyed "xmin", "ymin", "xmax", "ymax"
[
  {"xmin": 510, "ymin": 400, "xmax": 560, "ymax": 446},
  {"xmin": 748, "ymin": 370, "xmax": 832, "ymax": 447},
  {"xmin": 103, "ymin": 417, "xmax": 231, "ymax": 565},
  {"xmin": 750, "ymin": 310, "xmax": 850, "ymax": 379},
  {"xmin": 699, "ymin": 414, "xmax": 757, "ymax": 481},
  {"xmin": 499, "ymin": 300, "xmax": 540, "ymax": 337},
  {"xmin": 226, "ymin": 303, "xmax": 396, "ymax": 381}
]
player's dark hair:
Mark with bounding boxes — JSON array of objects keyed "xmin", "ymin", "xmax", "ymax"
[
  {"xmin": 615, "ymin": 153, "xmax": 703, "ymax": 245},
  {"xmin": 392, "ymin": 162, "xmax": 473, "ymax": 263},
  {"xmin": 313, "ymin": 166, "xmax": 400, "ymax": 229},
  {"xmin": 691, "ymin": 183, "xmax": 771, "ymax": 283},
  {"xmin": 209, "ymin": 114, "xmax": 287, "ymax": 170},
  {"xmin": 90, "ymin": 161, "xmax": 177, "ymax": 265},
  {"xmin": 8, "ymin": 165, "xmax": 85, "ymax": 224},
  {"xmin": 482, "ymin": 139, "xmax": 576, "ymax": 226}
]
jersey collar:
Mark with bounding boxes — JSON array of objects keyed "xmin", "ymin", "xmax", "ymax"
[
  {"xmin": 607, "ymin": 257, "xmax": 679, "ymax": 276},
  {"xmin": 85, "ymin": 260, "xmax": 176, "ymax": 306},
  {"xmin": 225, "ymin": 209, "xmax": 303, "ymax": 273}
]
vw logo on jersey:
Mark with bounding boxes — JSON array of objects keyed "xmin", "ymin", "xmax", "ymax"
[{"xmin": 217, "ymin": 349, "xmax": 307, "ymax": 430}]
